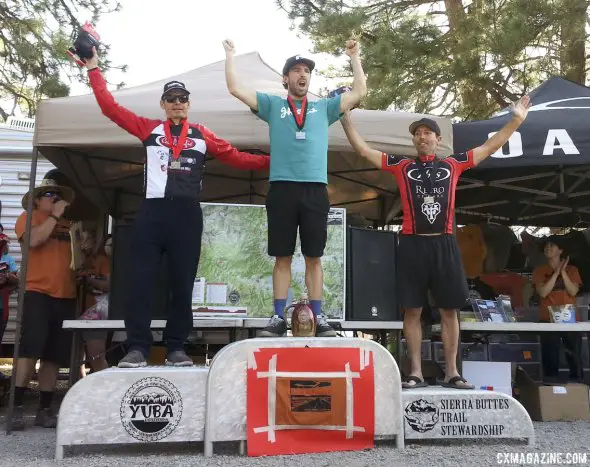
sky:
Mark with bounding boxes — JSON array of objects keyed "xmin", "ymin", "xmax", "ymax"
[{"xmin": 68, "ymin": 0, "xmax": 342, "ymax": 96}]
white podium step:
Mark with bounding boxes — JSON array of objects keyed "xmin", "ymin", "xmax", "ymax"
[
  {"xmin": 402, "ymin": 387, "xmax": 534, "ymax": 445},
  {"xmin": 204, "ymin": 337, "xmax": 405, "ymax": 456},
  {"xmin": 56, "ymin": 366, "xmax": 209, "ymax": 459}
]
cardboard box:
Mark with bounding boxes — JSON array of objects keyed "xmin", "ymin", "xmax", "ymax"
[{"xmin": 515, "ymin": 366, "xmax": 590, "ymax": 421}]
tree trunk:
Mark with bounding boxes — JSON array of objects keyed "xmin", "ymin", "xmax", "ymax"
[{"xmin": 560, "ymin": 0, "xmax": 587, "ymax": 83}]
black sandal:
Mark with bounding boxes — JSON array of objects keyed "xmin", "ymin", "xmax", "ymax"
[
  {"xmin": 440, "ymin": 375, "xmax": 475, "ymax": 390},
  {"xmin": 402, "ymin": 375, "xmax": 428, "ymax": 389}
]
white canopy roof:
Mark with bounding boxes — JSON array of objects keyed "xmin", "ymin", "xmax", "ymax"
[{"xmin": 33, "ymin": 52, "xmax": 452, "ymax": 222}]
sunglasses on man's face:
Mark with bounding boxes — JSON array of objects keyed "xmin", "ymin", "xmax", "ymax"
[
  {"xmin": 40, "ymin": 191, "xmax": 61, "ymax": 199},
  {"xmin": 163, "ymin": 95, "xmax": 189, "ymax": 104}
]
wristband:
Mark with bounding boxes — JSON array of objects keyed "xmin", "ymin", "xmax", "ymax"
[{"xmin": 50, "ymin": 214, "xmax": 60, "ymax": 222}]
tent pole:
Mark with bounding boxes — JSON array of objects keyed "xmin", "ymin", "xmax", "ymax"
[{"xmin": 5, "ymin": 146, "xmax": 39, "ymax": 434}]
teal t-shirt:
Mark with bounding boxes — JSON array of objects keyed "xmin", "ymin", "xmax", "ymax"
[{"xmin": 254, "ymin": 92, "xmax": 342, "ymax": 184}]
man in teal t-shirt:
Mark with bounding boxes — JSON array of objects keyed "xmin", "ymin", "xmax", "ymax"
[{"xmin": 224, "ymin": 39, "xmax": 366, "ymax": 337}]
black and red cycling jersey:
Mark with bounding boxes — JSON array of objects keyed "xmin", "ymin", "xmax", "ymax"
[
  {"xmin": 381, "ymin": 151, "xmax": 475, "ymax": 234},
  {"xmin": 88, "ymin": 69, "xmax": 269, "ymax": 200}
]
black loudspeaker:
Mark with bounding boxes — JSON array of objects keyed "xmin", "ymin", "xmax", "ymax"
[
  {"xmin": 346, "ymin": 227, "xmax": 399, "ymax": 321},
  {"xmin": 109, "ymin": 223, "xmax": 170, "ymax": 320}
]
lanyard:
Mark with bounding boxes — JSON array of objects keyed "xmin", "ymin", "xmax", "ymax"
[
  {"xmin": 287, "ymin": 96, "xmax": 308, "ymax": 130},
  {"xmin": 164, "ymin": 119, "xmax": 190, "ymax": 160},
  {"xmin": 416, "ymin": 159, "xmax": 439, "ymax": 194}
]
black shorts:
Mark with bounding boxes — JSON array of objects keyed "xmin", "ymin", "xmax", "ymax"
[
  {"xmin": 266, "ymin": 182, "xmax": 330, "ymax": 257},
  {"xmin": 20, "ymin": 291, "xmax": 76, "ymax": 367},
  {"xmin": 397, "ymin": 234, "xmax": 468, "ymax": 310}
]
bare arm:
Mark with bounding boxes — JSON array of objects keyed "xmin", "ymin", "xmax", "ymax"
[
  {"xmin": 340, "ymin": 40, "xmax": 367, "ymax": 112},
  {"xmin": 28, "ymin": 200, "xmax": 68, "ymax": 248},
  {"xmin": 340, "ymin": 111, "xmax": 382, "ymax": 168},
  {"xmin": 536, "ymin": 270, "xmax": 559, "ymax": 299},
  {"xmin": 472, "ymin": 96, "xmax": 530, "ymax": 166},
  {"xmin": 223, "ymin": 39, "xmax": 258, "ymax": 111}
]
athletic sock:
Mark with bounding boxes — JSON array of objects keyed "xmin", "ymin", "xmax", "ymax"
[
  {"xmin": 310, "ymin": 300, "xmax": 322, "ymax": 317},
  {"xmin": 39, "ymin": 391, "xmax": 53, "ymax": 410},
  {"xmin": 274, "ymin": 299, "xmax": 287, "ymax": 318},
  {"xmin": 14, "ymin": 386, "xmax": 25, "ymax": 407}
]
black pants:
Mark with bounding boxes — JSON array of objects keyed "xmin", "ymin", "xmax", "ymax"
[
  {"xmin": 540, "ymin": 330, "xmax": 581, "ymax": 379},
  {"xmin": 397, "ymin": 234, "xmax": 469, "ymax": 310},
  {"xmin": 265, "ymin": 182, "xmax": 330, "ymax": 258},
  {"xmin": 20, "ymin": 292, "xmax": 76, "ymax": 367},
  {"xmin": 125, "ymin": 198, "xmax": 203, "ymax": 357}
]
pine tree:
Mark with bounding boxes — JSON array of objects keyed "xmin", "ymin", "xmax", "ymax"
[
  {"xmin": 0, "ymin": 0, "xmax": 125, "ymax": 120},
  {"xmin": 277, "ymin": 0, "xmax": 589, "ymax": 119}
]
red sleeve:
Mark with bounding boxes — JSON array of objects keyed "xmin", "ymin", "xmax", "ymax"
[
  {"xmin": 88, "ymin": 68, "xmax": 159, "ymax": 141},
  {"xmin": 446, "ymin": 150, "xmax": 475, "ymax": 174},
  {"xmin": 381, "ymin": 153, "xmax": 405, "ymax": 174},
  {"xmin": 198, "ymin": 125, "xmax": 270, "ymax": 170}
]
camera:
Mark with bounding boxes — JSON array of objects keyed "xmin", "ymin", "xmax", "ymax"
[{"xmin": 67, "ymin": 21, "xmax": 101, "ymax": 67}]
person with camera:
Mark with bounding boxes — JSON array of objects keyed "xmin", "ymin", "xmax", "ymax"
[
  {"xmin": 11, "ymin": 178, "xmax": 76, "ymax": 429},
  {"xmin": 84, "ymin": 48, "xmax": 270, "ymax": 368},
  {"xmin": 223, "ymin": 39, "xmax": 366, "ymax": 337}
]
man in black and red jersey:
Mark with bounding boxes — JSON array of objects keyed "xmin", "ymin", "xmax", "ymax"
[
  {"xmin": 84, "ymin": 49, "xmax": 270, "ymax": 368},
  {"xmin": 341, "ymin": 96, "xmax": 530, "ymax": 389}
]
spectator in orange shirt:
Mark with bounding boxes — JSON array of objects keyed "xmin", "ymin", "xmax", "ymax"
[
  {"xmin": 533, "ymin": 236, "xmax": 582, "ymax": 381},
  {"xmin": 11, "ymin": 178, "xmax": 76, "ymax": 430},
  {"xmin": 78, "ymin": 233, "xmax": 111, "ymax": 372}
]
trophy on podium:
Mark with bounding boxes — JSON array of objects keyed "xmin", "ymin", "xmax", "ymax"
[
  {"xmin": 67, "ymin": 21, "xmax": 101, "ymax": 66},
  {"xmin": 287, "ymin": 295, "xmax": 316, "ymax": 337}
]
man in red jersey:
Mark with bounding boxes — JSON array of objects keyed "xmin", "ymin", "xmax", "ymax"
[
  {"xmin": 340, "ymin": 96, "xmax": 530, "ymax": 389},
  {"xmin": 84, "ymin": 48, "xmax": 269, "ymax": 368}
]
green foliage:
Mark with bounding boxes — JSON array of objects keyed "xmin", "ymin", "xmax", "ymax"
[
  {"xmin": 199, "ymin": 204, "xmax": 346, "ymax": 318},
  {"xmin": 277, "ymin": 0, "xmax": 589, "ymax": 120},
  {"xmin": 0, "ymin": 0, "xmax": 125, "ymax": 119}
]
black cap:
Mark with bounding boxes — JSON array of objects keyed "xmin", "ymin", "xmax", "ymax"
[
  {"xmin": 282, "ymin": 55, "xmax": 315, "ymax": 76},
  {"xmin": 540, "ymin": 235, "xmax": 568, "ymax": 252},
  {"xmin": 409, "ymin": 118, "xmax": 441, "ymax": 136},
  {"xmin": 161, "ymin": 80, "xmax": 190, "ymax": 99}
]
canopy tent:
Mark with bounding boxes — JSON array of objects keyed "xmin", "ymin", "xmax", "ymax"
[
  {"xmin": 452, "ymin": 77, "xmax": 590, "ymax": 227},
  {"xmin": 32, "ymin": 52, "xmax": 452, "ymax": 223}
]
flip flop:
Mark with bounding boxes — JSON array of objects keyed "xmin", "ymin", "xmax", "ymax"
[
  {"xmin": 402, "ymin": 376, "xmax": 428, "ymax": 389},
  {"xmin": 440, "ymin": 375, "xmax": 475, "ymax": 390}
]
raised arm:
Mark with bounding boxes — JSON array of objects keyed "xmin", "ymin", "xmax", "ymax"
[
  {"xmin": 340, "ymin": 111, "xmax": 381, "ymax": 168},
  {"xmin": 535, "ymin": 269, "xmax": 560, "ymax": 299},
  {"xmin": 339, "ymin": 40, "xmax": 367, "ymax": 113},
  {"xmin": 199, "ymin": 125, "xmax": 270, "ymax": 170},
  {"xmin": 472, "ymin": 96, "xmax": 530, "ymax": 166},
  {"xmin": 223, "ymin": 40, "xmax": 259, "ymax": 111},
  {"xmin": 85, "ymin": 48, "xmax": 157, "ymax": 141}
]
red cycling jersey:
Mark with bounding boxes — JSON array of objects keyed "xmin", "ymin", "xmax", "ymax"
[
  {"xmin": 381, "ymin": 151, "xmax": 475, "ymax": 234},
  {"xmin": 88, "ymin": 68, "xmax": 269, "ymax": 200}
]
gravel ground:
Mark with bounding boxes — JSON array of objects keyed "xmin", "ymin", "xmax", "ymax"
[{"xmin": 0, "ymin": 420, "xmax": 588, "ymax": 467}]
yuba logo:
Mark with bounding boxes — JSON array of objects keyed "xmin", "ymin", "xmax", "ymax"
[
  {"xmin": 120, "ymin": 377, "xmax": 182, "ymax": 441},
  {"xmin": 157, "ymin": 135, "xmax": 196, "ymax": 150}
]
